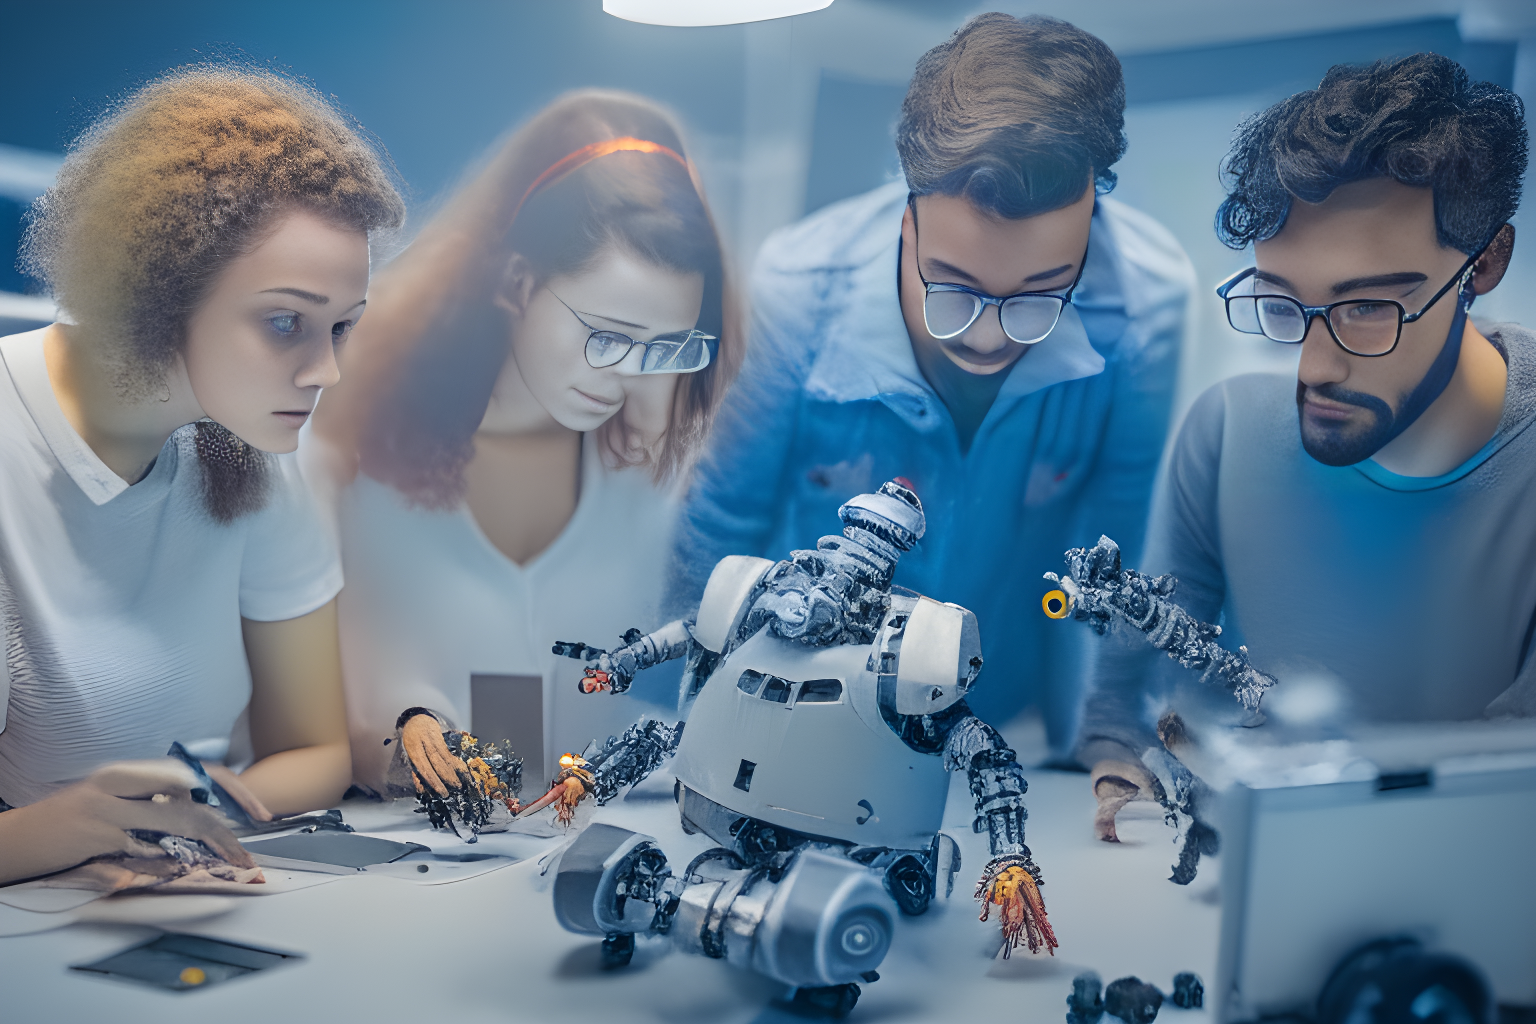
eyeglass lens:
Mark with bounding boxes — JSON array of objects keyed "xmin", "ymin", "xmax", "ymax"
[
  {"xmin": 639, "ymin": 332, "xmax": 706, "ymax": 372},
  {"xmin": 585, "ymin": 331, "xmax": 634, "ymax": 368},
  {"xmin": 585, "ymin": 330, "xmax": 710, "ymax": 372},
  {"xmin": 923, "ymin": 290, "xmax": 1063, "ymax": 344},
  {"xmin": 1227, "ymin": 296, "xmax": 1401, "ymax": 355}
]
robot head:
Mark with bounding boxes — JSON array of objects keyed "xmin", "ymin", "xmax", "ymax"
[{"xmin": 838, "ymin": 481, "xmax": 925, "ymax": 554}]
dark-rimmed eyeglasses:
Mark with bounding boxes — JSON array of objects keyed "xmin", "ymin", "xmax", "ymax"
[
  {"xmin": 908, "ymin": 193, "xmax": 1086, "ymax": 345},
  {"xmin": 1216, "ymin": 245, "xmax": 1484, "ymax": 357},
  {"xmin": 551, "ymin": 290, "xmax": 717, "ymax": 374}
]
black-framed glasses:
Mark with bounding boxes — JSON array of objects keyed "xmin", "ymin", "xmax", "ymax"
[
  {"xmin": 550, "ymin": 290, "xmax": 717, "ymax": 374},
  {"xmin": 908, "ymin": 193, "xmax": 1086, "ymax": 345},
  {"xmin": 1216, "ymin": 246, "xmax": 1484, "ymax": 357}
]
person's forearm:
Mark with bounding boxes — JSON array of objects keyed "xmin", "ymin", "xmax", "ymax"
[
  {"xmin": 0, "ymin": 803, "xmax": 77, "ymax": 884},
  {"xmin": 238, "ymin": 741, "xmax": 351, "ymax": 818}
]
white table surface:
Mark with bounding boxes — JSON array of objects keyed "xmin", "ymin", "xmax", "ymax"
[{"xmin": 0, "ymin": 766, "xmax": 1219, "ymax": 1024}]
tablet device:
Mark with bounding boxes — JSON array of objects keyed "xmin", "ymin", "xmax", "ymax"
[
  {"xmin": 72, "ymin": 933, "xmax": 301, "ymax": 991},
  {"xmin": 1216, "ymin": 750, "xmax": 1536, "ymax": 1021},
  {"xmin": 241, "ymin": 831, "xmax": 428, "ymax": 873}
]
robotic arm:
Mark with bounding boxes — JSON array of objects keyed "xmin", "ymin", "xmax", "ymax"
[
  {"xmin": 1043, "ymin": 535, "xmax": 1275, "ymax": 717},
  {"xmin": 515, "ymin": 718, "xmax": 685, "ymax": 825},
  {"xmin": 553, "ymin": 620, "xmax": 696, "ymax": 694},
  {"xmin": 943, "ymin": 716, "xmax": 1058, "ymax": 957},
  {"xmin": 944, "ymin": 716, "xmax": 1029, "ymax": 855}
]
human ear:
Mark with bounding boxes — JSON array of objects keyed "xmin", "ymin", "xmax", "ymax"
[
  {"xmin": 492, "ymin": 253, "xmax": 538, "ymax": 318},
  {"xmin": 1472, "ymin": 223, "xmax": 1515, "ymax": 295}
]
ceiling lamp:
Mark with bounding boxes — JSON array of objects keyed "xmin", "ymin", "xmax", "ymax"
[{"xmin": 603, "ymin": 0, "xmax": 834, "ymax": 27}]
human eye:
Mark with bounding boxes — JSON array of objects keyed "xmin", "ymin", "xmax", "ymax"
[
  {"xmin": 331, "ymin": 320, "xmax": 355, "ymax": 344},
  {"xmin": 264, "ymin": 312, "xmax": 303, "ymax": 338},
  {"xmin": 588, "ymin": 331, "xmax": 632, "ymax": 361},
  {"xmin": 1342, "ymin": 301, "xmax": 1395, "ymax": 322}
]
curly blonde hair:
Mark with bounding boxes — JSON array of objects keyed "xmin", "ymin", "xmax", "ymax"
[
  {"xmin": 22, "ymin": 63, "xmax": 406, "ymax": 396},
  {"xmin": 20, "ymin": 64, "xmax": 405, "ymax": 522}
]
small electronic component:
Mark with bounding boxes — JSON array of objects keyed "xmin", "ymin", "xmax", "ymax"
[
  {"xmin": 1104, "ymin": 976, "xmax": 1163, "ymax": 1024},
  {"xmin": 1170, "ymin": 972, "xmax": 1204, "ymax": 1009},
  {"xmin": 1067, "ymin": 971, "xmax": 1106, "ymax": 1024}
]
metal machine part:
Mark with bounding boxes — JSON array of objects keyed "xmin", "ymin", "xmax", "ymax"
[
  {"xmin": 579, "ymin": 719, "xmax": 685, "ymax": 806},
  {"xmin": 1043, "ymin": 535, "xmax": 1276, "ymax": 716},
  {"xmin": 881, "ymin": 594, "xmax": 982, "ymax": 717},
  {"xmin": 945, "ymin": 716, "xmax": 1031, "ymax": 853},
  {"xmin": 549, "ymin": 480, "xmax": 1050, "ymax": 975},
  {"xmin": 675, "ymin": 782, "xmax": 962, "ymax": 917},
  {"xmin": 553, "ymin": 619, "xmax": 694, "ymax": 695},
  {"xmin": 671, "ymin": 627, "xmax": 952, "ymax": 850},
  {"xmin": 554, "ymin": 824, "xmax": 895, "ymax": 990},
  {"xmin": 1140, "ymin": 745, "xmax": 1219, "ymax": 886},
  {"xmin": 692, "ymin": 555, "xmax": 776, "ymax": 653}
]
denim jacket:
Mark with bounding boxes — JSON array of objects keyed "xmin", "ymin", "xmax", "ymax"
[{"xmin": 667, "ymin": 182, "xmax": 1193, "ymax": 755}]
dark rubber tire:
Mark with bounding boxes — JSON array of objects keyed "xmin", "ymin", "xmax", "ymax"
[
  {"xmin": 600, "ymin": 932, "xmax": 635, "ymax": 969},
  {"xmin": 786, "ymin": 983, "xmax": 861, "ymax": 1019}
]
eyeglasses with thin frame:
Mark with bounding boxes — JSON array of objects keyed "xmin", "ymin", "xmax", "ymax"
[
  {"xmin": 1216, "ymin": 245, "xmax": 1485, "ymax": 357},
  {"xmin": 908, "ymin": 193, "xmax": 1086, "ymax": 345},
  {"xmin": 550, "ymin": 290, "xmax": 717, "ymax": 374}
]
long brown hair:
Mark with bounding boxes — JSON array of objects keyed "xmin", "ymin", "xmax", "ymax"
[{"xmin": 333, "ymin": 89, "xmax": 741, "ymax": 508}]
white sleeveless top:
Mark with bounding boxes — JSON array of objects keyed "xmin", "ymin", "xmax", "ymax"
[{"xmin": 333, "ymin": 434, "xmax": 680, "ymax": 792}]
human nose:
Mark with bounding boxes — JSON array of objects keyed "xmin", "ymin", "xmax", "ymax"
[
  {"xmin": 959, "ymin": 302, "xmax": 1012, "ymax": 354},
  {"xmin": 610, "ymin": 342, "xmax": 647, "ymax": 377},
  {"xmin": 1296, "ymin": 312, "xmax": 1347, "ymax": 388},
  {"xmin": 295, "ymin": 335, "xmax": 342, "ymax": 390}
]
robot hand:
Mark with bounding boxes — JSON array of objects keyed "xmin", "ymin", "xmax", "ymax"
[
  {"xmin": 397, "ymin": 709, "xmax": 472, "ymax": 797},
  {"xmin": 975, "ymin": 847, "xmax": 1057, "ymax": 958},
  {"xmin": 552, "ymin": 640, "xmax": 639, "ymax": 694},
  {"xmin": 514, "ymin": 753, "xmax": 592, "ymax": 827}
]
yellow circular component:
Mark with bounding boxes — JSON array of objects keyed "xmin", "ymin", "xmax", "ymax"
[
  {"xmin": 1042, "ymin": 589, "xmax": 1070, "ymax": 619},
  {"xmin": 179, "ymin": 967, "xmax": 207, "ymax": 986}
]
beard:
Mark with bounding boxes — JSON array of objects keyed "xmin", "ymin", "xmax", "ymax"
[{"xmin": 1295, "ymin": 381, "xmax": 1397, "ymax": 467}]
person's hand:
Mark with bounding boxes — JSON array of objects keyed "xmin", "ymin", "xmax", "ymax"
[
  {"xmin": 202, "ymin": 763, "xmax": 274, "ymax": 823},
  {"xmin": 1089, "ymin": 758, "xmax": 1160, "ymax": 843},
  {"xmin": 0, "ymin": 759, "xmax": 256, "ymax": 886},
  {"xmin": 399, "ymin": 712, "xmax": 469, "ymax": 797}
]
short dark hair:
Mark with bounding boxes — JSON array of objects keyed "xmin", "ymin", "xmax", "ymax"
[
  {"xmin": 1216, "ymin": 52, "xmax": 1527, "ymax": 254},
  {"xmin": 896, "ymin": 13, "xmax": 1126, "ymax": 219}
]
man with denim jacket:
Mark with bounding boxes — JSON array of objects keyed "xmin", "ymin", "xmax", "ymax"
[{"xmin": 665, "ymin": 13, "xmax": 1193, "ymax": 758}]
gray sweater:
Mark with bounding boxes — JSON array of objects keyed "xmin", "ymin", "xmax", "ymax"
[{"xmin": 1078, "ymin": 323, "xmax": 1536, "ymax": 763}]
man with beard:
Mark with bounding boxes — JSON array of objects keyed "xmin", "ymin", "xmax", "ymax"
[{"xmin": 1077, "ymin": 53, "xmax": 1535, "ymax": 826}]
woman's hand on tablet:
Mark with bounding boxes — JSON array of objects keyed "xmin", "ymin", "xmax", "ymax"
[{"xmin": 0, "ymin": 759, "xmax": 255, "ymax": 886}]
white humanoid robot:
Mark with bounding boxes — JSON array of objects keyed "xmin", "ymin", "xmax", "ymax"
[{"xmin": 545, "ymin": 481, "xmax": 1054, "ymax": 1017}]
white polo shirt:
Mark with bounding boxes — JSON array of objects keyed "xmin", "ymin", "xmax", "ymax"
[{"xmin": 0, "ymin": 328, "xmax": 343, "ymax": 806}]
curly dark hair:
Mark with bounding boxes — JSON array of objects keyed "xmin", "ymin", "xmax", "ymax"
[
  {"xmin": 20, "ymin": 64, "xmax": 405, "ymax": 522},
  {"xmin": 1216, "ymin": 52, "xmax": 1527, "ymax": 254},
  {"xmin": 897, "ymin": 13, "xmax": 1126, "ymax": 218}
]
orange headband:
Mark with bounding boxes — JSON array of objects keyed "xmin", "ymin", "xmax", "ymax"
[{"xmin": 510, "ymin": 136, "xmax": 690, "ymax": 226}]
